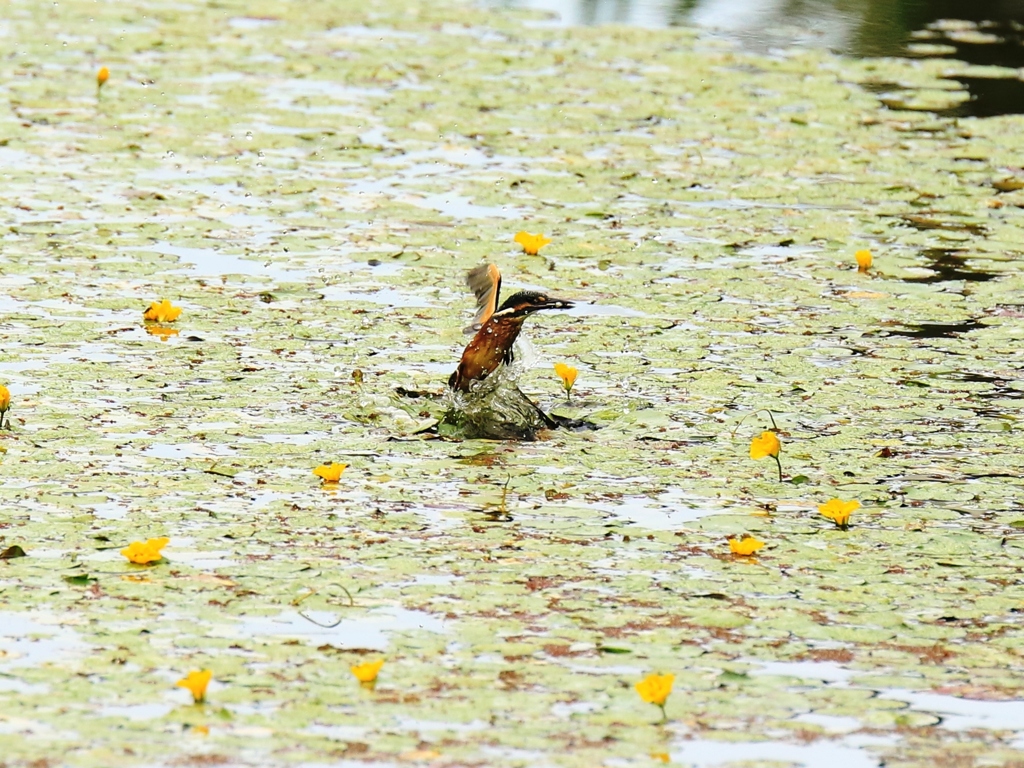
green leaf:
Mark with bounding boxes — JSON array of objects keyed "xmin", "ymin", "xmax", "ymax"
[{"xmin": 62, "ymin": 574, "xmax": 98, "ymax": 585}]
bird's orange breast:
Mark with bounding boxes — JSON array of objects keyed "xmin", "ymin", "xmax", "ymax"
[{"xmin": 448, "ymin": 316, "xmax": 526, "ymax": 392}]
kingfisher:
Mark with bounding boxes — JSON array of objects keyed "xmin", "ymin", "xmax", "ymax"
[{"xmin": 448, "ymin": 264, "xmax": 574, "ymax": 392}]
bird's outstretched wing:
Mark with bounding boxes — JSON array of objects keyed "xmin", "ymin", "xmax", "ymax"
[{"xmin": 463, "ymin": 263, "xmax": 502, "ymax": 334}]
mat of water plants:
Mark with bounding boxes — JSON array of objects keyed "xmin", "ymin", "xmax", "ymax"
[{"xmin": 1, "ymin": 0, "xmax": 1023, "ymax": 766}]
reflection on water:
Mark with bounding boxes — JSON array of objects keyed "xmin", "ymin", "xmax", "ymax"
[{"xmin": 489, "ymin": 0, "xmax": 1024, "ymax": 60}]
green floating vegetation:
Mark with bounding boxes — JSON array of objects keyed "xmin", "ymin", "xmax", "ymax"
[{"xmin": 0, "ymin": 0, "xmax": 1022, "ymax": 766}]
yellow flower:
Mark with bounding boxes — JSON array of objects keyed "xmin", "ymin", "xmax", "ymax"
[
  {"xmin": 729, "ymin": 536, "xmax": 765, "ymax": 556},
  {"xmin": 0, "ymin": 384, "xmax": 10, "ymax": 414},
  {"xmin": 176, "ymin": 669, "xmax": 212, "ymax": 703},
  {"xmin": 855, "ymin": 249, "xmax": 872, "ymax": 273},
  {"xmin": 554, "ymin": 363, "xmax": 578, "ymax": 398},
  {"xmin": 651, "ymin": 754, "xmax": 670, "ymax": 764},
  {"xmin": 749, "ymin": 431, "xmax": 780, "ymax": 459},
  {"xmin": 635, "ymin": 673, "xmax": 674, "ymax": 722},
  {"xmin": 143, "ymin": 300, "xmax": 182, "ymax": 323},
  {"xmin": 313, "ymin": 462, "xmax": 347, "ymax": 484},
  {"xmin": 749, "ymin": 430, "xmax": 783, "ymax": 482},
  {"xmin": 514, "ymin": 231, "xmax": 552, "ymax": 255},
  {"xmin": 120, "ymin": 537, "xmax": 170, "ymax": 565},
  {"xmin": 819, "ymin": 498, "xmax": 860, "ymax": 529},
  {"xmin": 351, "ymin": 659, "xmax": 384, "ymax": 684},
  {"xmin": 97, "ymin": 66, "xmax": 110, "ymax": 88}
]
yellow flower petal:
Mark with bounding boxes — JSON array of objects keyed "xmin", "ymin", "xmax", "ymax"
[
  {"xmin": 855, "ymin": 249, "xmax": 873, "ymax": 273},
  {"xmin": 635, "ymin": 672, "xmax": 675, "ymax": 706},
  {"xmin": 729, "ymin": 536, "xmax": 765, "ymax": 556},
  {"xmin": 313, "ymin": 463, "xmax": 347, "ymax": 484},
  {"xmin": 97, "ymin": 66, "xmax": 110, "ymax": 88},
  {"xmin": 514, "ymin": 231, "xmax": 552, "ymax": 255},
  {"xmin": 553, "ymin": 362, "xmax": 578, "ymax": 391},
  {"xmin": 818, "ymin": 498, "xmax": 860, "ymax": 527},
  {"xmin": 120, "ymin": 537, "xmax": 170, "ymax": 565},
  {"xmin": 749, "ymin": 431, "xmax": 781, "ymax": 460},
  {"xmin": 176, "ymin": 669, "xmax": 212, "ymax": 703},
  {"xmin": 0, "ymin": 385, "xmax": 10, "ymax": 413},
  {"xmin": 351, "ymin": 658, "xmax": 384, "ymax": 683},
  {"xmin": 143, "ymin": 300, "xmax": 182, "ymax": 323}
]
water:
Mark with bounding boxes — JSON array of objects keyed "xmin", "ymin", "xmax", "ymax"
[
  {"xmin": 489, "ymin": 0, "xmax": 1024, "ymax": 115},
  {"xmin": 488, "ymin": 0, "xmax": 1024, "ymax": 59}
]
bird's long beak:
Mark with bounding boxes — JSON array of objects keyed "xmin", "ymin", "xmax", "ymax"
[{"xmin": 539, "ymin": 297, "xmax": 574, "ymax": 310}]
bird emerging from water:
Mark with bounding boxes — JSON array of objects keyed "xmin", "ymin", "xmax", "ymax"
[{"xmin": 448, "ymin": 263, "xmax": 574, "ymax": 392}]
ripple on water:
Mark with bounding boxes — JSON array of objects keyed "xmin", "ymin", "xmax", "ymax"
[
  {"xmin": 320, "ymin": 285, "xmax": 434, "ymax": 308},
  {"xmin": 236, "ymin": 607, "xmax": 447, "ymax": 650},
  {"xmin": 749, "ymin": 658, "xmax": 859, "ymax": 684},
  {"xmin": 142, "ymin": 443, "xmax": 237, "ymax": 460},
  {"xmin": 0, "ymin": 612, "xmax": 89, "ymax": 669},
  {"xmin": 878, "ymin": 689, "xmax": 1024, "ymax": 732},
  {"xmin": 148, "ymin": 242, "xmax": 303, "ymax": 281},
  {"xmin": 97, "ymin": 703, "xmax": 176, "ymax": 722},
  {"xmin": 668, "ymin": 738, "xmax": 882, "ymax": 768},
  {"xmin": 588, "ymin": 490, "xmax": 722, "ymax": 531}
]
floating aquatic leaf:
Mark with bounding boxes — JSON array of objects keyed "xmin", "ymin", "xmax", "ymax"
[
  {"xmin": 0, "ymin": 545, "xmax": 26, "ymax": 559},
  {"xmin": 62, "ymin": 573, "xmax": 98, "ymax": 585}
]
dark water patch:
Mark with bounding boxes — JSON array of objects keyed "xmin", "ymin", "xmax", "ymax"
[
  {"xmin": 950, "ymin": 372, "xmax": 1006, "ymax": 386},
  {"xmin": 883, "ymin": 319, "xmax": 988, "ymax": 339},
  {"xmin": 895, "ymin": 214, "xmax": 988, "ymax": 236},
  {"xmin": 492, "ymin": 1, "xmax": 1024, "ymax": 117},
  {"xmin": 901, "ymin": 249, "xmax": 1001, "ymax": 283},
  {"xmin": 489, "ymin": 0, "xmax": 1024, "ymax": 61},
  {"xmin": 914, "ymin": 18, "xmax": 1024, "ymax": 69},
  {"xmin": 941, "ymin": 75, "xmax": 1024, "ymax": 118},
  {"xmin": 931, "ymin": 372, "xmax": 1024, "ymax": 403},
  {"xmin": 973, "ymin": 382, "xmax": 1024, "ymax": 400}
]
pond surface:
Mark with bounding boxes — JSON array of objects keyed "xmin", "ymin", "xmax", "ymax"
[
  {"xmin": 489, "ymin": 0, "xmax": 1024, "ymax": 57},
  {"xmin": 0, "ymin": 0, "xmax": 1023, "ymax": 766},
  {"xmin": 491, "ymin": 0, "xmax": 1024, "ymax": 115}
]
